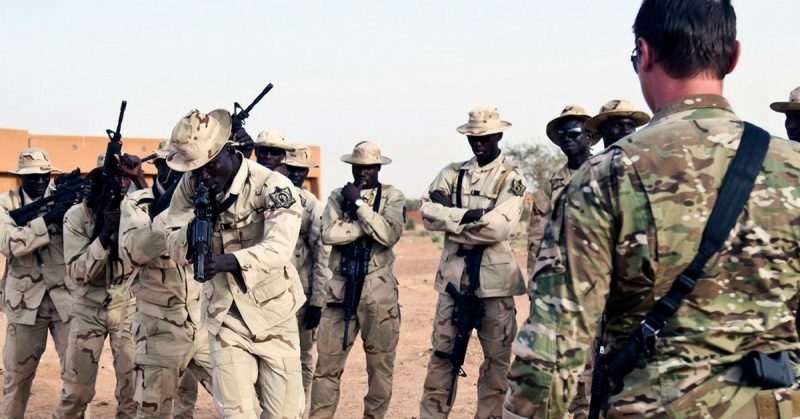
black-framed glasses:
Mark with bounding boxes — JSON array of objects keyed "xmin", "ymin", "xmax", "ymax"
[
  {"xmin": 557, "ymin": 127, "xmax": 585, "ymax": 140},
  {"xmin": 630, "ymin": 46, "xmax": 639, "ymax": 74}
]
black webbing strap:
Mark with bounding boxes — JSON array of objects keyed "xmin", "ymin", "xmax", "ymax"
[
  {"xmin": 371, "ymin": 184, "xmax": 383, "ymax": 213},
  {"xmin": 604, "ymin": 122, "xmax": 772, "ymax": 385},
  {"xmin": 455, "ymin": 168, "xmax": 467, "ymax": 208}
]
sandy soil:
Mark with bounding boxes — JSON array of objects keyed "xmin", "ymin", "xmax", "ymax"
[{"xmin": 0, "ymin": 231, "xmax": 530, "ymax": 418}]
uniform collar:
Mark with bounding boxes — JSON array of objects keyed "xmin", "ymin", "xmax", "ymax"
[
  {"xmin": 219, "ymin": 158, "xmax": 250, "ymax": 200},
  {"xmin": 552, "ymin": 163, "xmax": 574, "ymax": 183},
  {"xmin": 652, "ymin": 94, "xmax": 734, "ymax": 124},
  {"xmin": 464, "ymin": 152, "xmax": 505, "ymax": 172}
]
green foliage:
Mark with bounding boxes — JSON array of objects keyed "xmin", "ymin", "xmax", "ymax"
[
  {"xmin": 431, "ymin": 233, "xmax": 442, "ymax": 243},
  {"xmin": 405, "ymin": 217, "xmax": 416, "ymax": 231},
  {"xmin": 504, "ymin": 141, "xmax": 566, "ymax": 192}
]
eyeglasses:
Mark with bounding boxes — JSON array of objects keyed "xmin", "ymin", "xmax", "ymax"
[
  {"xmin": 556, "ymin": 127, "xmax": 585, "ymax": 140},
  {"xmin": 630, "ymin": 46, "xmax": 639, "ymax": 74}
]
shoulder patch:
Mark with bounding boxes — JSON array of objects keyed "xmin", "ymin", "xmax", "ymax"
[
  {"xmin": 268, "ymin": 186, "xmax": 297, "ymax": 209},
  {"xmin": 509, "ymin": 178, "xmax": 526, "ymax": 196}
]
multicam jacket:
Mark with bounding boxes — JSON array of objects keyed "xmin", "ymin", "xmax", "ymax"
[
  {"xmin": 163, "ymin": 158, "xmax": 305, "ymax": 338},
  {"xmin": 292, "ymin": 187, "xmax": 332, "ymax": 308},
  {"xmin": 0, "ymin": 187, "xmax": 72, "ymax": 324},
  {"xmin": 63, "ymin": 201, "xmax": 134, "ymax": 309},
  {"xmin": 505, "ymin": 95, "xmax": 800, "ymax": 418},
  {"xmin": 526, "ymin": 163, "xmax": 574, "ymax": 286},
  {"xmin": 119, "ymin": 187, "xmax": 202, "ymax": 325},
  {"xmin": 320, "ymin": 184, "xmax": 405, "ymax": 299},
  {"xmin": 420, "ymin": 152, "xmax": 527, "ymax": 298}
]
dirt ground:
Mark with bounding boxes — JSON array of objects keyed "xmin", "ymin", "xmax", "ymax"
[{"xmin": 0, "ymin": 231, "xmax": 530, "ymax": 418}]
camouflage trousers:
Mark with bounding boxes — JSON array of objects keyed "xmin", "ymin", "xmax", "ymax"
[
  {"xmin": 209, "ymin": 311, "xmax": 304, "ymax": 419},
  {"xmin": 309, "ymin": 273, "xmax": 401, "ymax": 419},
  {"xmin": 54, "ymin": 301, "xmax": 136, "ymax": 419},
  {"xmin": 419, "ymin": 294, "xmax": 517, "ymax": 419},
  {"xmin": 568, "ymin": 341, "xmax": 594, "ymax": 419},
  {"xmin": 296, "ymin": 300, "xmax": 318, "ymax": 397},
  {"xmin": 173, "ymin": 370, "xmax": 199, "ymax": 418},
  {"xmin": 132, "ymin": 312, "xmax": 213, "ymax": 418},
  {"xmin": 2, "ymin": 294, "xmax": 69, "ymax": 419}
]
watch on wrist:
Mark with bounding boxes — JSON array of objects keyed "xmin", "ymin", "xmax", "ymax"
[{"xmin": 355, "ymin": 198, "xmax": 366, "ymax": 207}]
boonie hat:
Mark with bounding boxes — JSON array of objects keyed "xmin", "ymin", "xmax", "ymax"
[
  {"xmin": 456, "ymin": 107, "xmax": 511, "ymax": 136},
  {"xmin": 770, "ymin": 86, "xmax": 800, "ymax": 113},
  {"xmin": 585, "ymin": 99, "xmax": 651, "ymax": 131},
  {"xmin": 285, "ymin": 144, "xmax": 318, "ymax": 168},
  {"xmin": 254, "ymin": 130, "xmax": 296, "ymax": 151},
  {"xmin": 340, "ymin": 141, "xmax": 392, "ymax": 165},
  {"xmin": 166, "ymin": 109, "xmax": 232, "ymax": 172},
  {"xmin": 11, "ymin": 147, "xmax": 61, "ymax": 175},
  {"xmin": 545, "ymin": 105, "xmax": 597, "ymax": 145}
]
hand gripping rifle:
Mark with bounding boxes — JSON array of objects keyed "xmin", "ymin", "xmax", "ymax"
[
  {"xmin": 327, "ymin": 239, "xmax": 371, "ymax": 351},
  {"xmin": 9, "ymin": 169, "xmax": 89, "ymax": 226},
  {"xmin": 231, "ymin": 83, "xmax": 274, "ymax": 133},
  {"xmin": 189, "ymin": 183, "xmax": 213, "ymax": 283},
  {"xmin": 434, "ymin": 244, "xmax": 487, "ymax": 406}
]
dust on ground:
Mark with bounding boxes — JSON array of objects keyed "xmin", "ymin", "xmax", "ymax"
[{"xmin": 0, "ymin": 231, "xmax": 531, "ymax": 418}]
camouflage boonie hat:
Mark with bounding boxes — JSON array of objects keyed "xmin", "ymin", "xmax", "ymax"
[
  {"xmin": 585, "ymin": 99, "xmax": 651, "ymax": 131},
  {"xmin": 770, "ymin": 86, "xmax": 800, "ymax": 113},
  {"xmin": 254, "ymin": 130, "xmax": 296, "ymax": 151},
  {"xmin": 10, "ymin": 147, "xmax": 62, "ymax": 175},
  {"xmin": 149, "ymin": 140, "xmax": 171, "ymax": 163},
  {"xmin": 545, "ymin": 105, "xmax": 599, "ymax": 145},
  {"xmin": 456, "ymin": 106, "xmax": 511, "ymax": 136},
  {"xmin": 285, "ymin": 144, "xmax": 318, "ymax": 169},
  {"xmin": 340, "ymin": 141, "xmax": 392, "ymax": 165},
  {"xmin": 166, "ymin": 109, "xmax": 232, "ymax": 172}
]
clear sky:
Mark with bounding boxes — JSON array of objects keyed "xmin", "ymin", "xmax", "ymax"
[{"xmin": 1, "ymin": 1, "xmax": 797, "ymax": 198}]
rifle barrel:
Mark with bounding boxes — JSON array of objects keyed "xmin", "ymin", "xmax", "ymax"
[
  {"xmin": 243, "ymin": 83, "xmax": 274, "ymax": 114},
  {"xmin": 115, "ymin": 100, "xmax": 127, "ymax": 135}
]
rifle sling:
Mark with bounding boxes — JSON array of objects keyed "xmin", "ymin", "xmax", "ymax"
[
  {"xmin": 602, "ymin": 122, "xmax": 772, "ymax": 387},
  {"xmin": 455, "ymin": 168, "xmax": 466, "ymax": 208}
]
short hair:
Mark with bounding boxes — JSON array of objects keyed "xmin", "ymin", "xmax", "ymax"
[{"xmin": 633, "ymin": 0, "xmax": 737, "ymax": 79}]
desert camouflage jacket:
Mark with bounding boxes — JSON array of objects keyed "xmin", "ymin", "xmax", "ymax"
[
  {"xmin": 163, "ymin": 158, "xmax": 305, "ymax": 338},
  {"xmin": 526, "ymin": 163, "xmax": 574, "ymax": 287},
  {"xmin": 119, "ymin": 187, "xmax": 202, "ymax": 325},
  {"xmin": 292, "ymin": 187, "xmax": 332, "ymax": 308},
  {"xmin": 505, "ymin": 95, "xmax": 800, "ymax": 418},
  {"xmin": 63, "ymin": 201, "xmax": 134, "ymax": 308},
  {"xmin": 421, "ymin": 153, "xmax": 527, "ymax": 298},
  {"xmin": 0, "ymin": 186, "xmax": 72, "ymax": 324},
  {"xmin": 321, "ymin": 184, "xmax": 405, "ymax": 301}
]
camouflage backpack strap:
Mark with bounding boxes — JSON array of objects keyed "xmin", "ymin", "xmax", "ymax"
[
  {"xmin": 491, "ymin": 162, "xmax": 518, "ymax": 196},
  {"xmin": 8, "ymin": 189, "xmax": 19, "ymax": 210}
]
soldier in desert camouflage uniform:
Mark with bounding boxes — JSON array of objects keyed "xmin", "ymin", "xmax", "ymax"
[
  {"xmin": 505, "ymin": 1, "xmax": 800, "ymax": 418},
  {"xmin": 55, "ymin": 155, "xmax": 146, "ymax": 418},
  {"xmin": 283, "ymin": 144, "xmax": 332, "ymax": 395},
  {"xmin": 0, "ymin": 149, "xmax": 75, "ymax": 418},
  {"xmin": 254, "ymin": 130, "xmax": 295, "ymax": 176},
  {"xmin": 119, "ymin": 140, "xmax": 213, "ymax": 418},
  {"xmin": 585, "ymin": 99, "xmax": 650, "ymax": 149},
  {"xmin": 770, "ymin": 86, "xmax": 800, "ymax": 143},
  {"xmin": 161, "ymin": 109, "xmax": 306, "ymax": 419},
  {"xmin": 309, "ymin": 141, "xmax": 405, "ymax": 419},
  {"xmin": 419, "ymin": 107, "xmax": 527, "ymax": 419}
]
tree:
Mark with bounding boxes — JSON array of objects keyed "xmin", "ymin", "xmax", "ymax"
[{"xmin": 504, "ymin": 141, "xmax": 566, "ymax": 192}]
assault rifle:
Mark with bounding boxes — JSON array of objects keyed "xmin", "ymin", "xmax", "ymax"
[
  {"xmin": 9, "ymin": 169, "xmax": 89, "ymax": 226},
  {"xmin": 327, "ymin": 240, "xmax": 371, "ymax": 351},
  {"xmin": 434, "ymin": 245, "xmax": 487, "ymax": 406},
  {"xmin": 189, "ymin": 183, "xmax": 213, "ymax": 283},
  {"xmin": 231, "ymin": 83, "xmax": 274, "ymax": 133},
  {"xmin": 92, "ymin": 100, "xmax": 127, "ymax": 239}
]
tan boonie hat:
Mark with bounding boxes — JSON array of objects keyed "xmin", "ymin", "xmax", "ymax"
[
  {"xmin": 151, "ymin": 140, "xmax": 171, "ymax": 162},
  {"xmin": 166, "ymin": 109, "xmax": 232, "ymax": 172},
  {"xmin": 456, "ymin": 106, "xmax": 512, "ymax": 136},
  {"xmin": 11, "ymin": 147, "xmax": 62, "ymax": 175},
  {"xmin": 770, "ymin": 86, "xmax": 800, "ymax": 113},
  {"xmin": 340, "ymin": 141, "xmax": 392, "ymax": 165},
  {"xmin": 254, "ymin": 130, "xmax": 296, "ymax": 151},
  {"xmin": 545, "ymin": 105, "xmax": 598, "ymax": 145},
  {"xmin": 585, "ymin": 99, "xmax": 651, "ymax": 132},
  {"xmin": 285, "ymin": 144, "xmax": 318, "ymax": 168}
]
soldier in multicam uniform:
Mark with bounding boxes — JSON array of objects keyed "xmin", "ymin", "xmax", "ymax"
[
  {"xmin": 770, "ymin": 86, "xmax": 800, "ymax": 143},
  {"xmin": 283, "ymin": 144, "xmax": 332, "ymax": 396},
  {"xmin": 309, "ymin": 141, "xmax": 405, "ymax": 419},
  {"xmin": 505, "ymin": 0, "xmax": 800, "ymax": 418},
  {"xmin": 55, "ymin": 156, "xmax": 146, "ymax": 418},
  {"xmin": 585, "ymin": 99, "xmax": 650, "ymax": 148},
  {"xmin": 419, "ymin": 107, "xmax": 527, "ymax": 419},
  {"xmin": 118, "ymin": 140, "xmax": 213, "ymax": 418},
  {"xmin": 161, "ymin": 109, "xmax": 305, "ymax": 419},
  {"xmin": 526, "ymin": 106, "xmax": 595, "ymax": 283},
  {"xmin": 254, "ymin": 130, "xmax": 295, "ymax": 175},
  {"xmin": 0, "ymin": 149, "xmax": 75, "ymax": 418}
]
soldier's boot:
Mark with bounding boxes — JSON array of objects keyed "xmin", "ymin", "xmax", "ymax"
[
  {"xmin": 172, "ymin": 370, "xmax": 199, "ymax": 419},
  {"xmin": 474, "ymin": 297, "xmax": 516, "ymax": 419},
  {"xmin": 308, "ymin": 308, "xmax": 359, "ymax": 419}
]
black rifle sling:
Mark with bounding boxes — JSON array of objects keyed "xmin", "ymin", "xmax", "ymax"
[
  {"xmin": 604, "ymin": 122, "xmax": 772, "ymax": 383},
  {"xmin": 455, "ymin": 168, "xmax": 467, "ymax": 209}
]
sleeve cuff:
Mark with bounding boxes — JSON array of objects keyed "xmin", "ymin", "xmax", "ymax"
[{"xmin": 231, "ymin": 251, "xmax": 259, "ymax": 290}]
